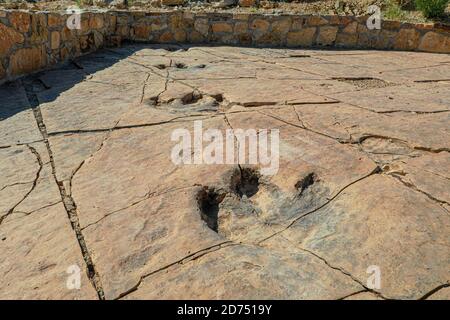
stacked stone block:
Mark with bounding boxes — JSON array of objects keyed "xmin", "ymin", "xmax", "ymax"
[{"xmin": 1, "ymin": 9, "xmax": 449, "ymax": 83}]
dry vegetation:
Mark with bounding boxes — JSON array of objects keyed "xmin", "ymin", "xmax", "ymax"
[{"xmin": 0, "ymin": 0, "xmax": 449, "ymax": 23}]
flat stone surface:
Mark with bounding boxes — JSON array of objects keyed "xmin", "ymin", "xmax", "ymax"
[
  {"xmin": 0, "ymin": 44, "xmax": 449, "ymax": 300},
  {"xmin": 0, "ymin": 82, "xmax": 42, "ymax": 146}
]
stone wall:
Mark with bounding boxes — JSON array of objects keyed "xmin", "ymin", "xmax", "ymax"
[
  {"xmin": 124, "ymin": 11, "xmax": 450, "ymax": 52},
  {"xmin": 1, "ymin": 9, "xmax": 450, "ymax": 84},
  {"xmin": 0, "ymin": 10, "xmax": 117, "ymax": 83}
]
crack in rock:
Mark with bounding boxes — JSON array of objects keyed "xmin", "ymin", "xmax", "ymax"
[
  {"xmin": 0, "ymin": 145, "xmax": 42, "ymax": 226},
  {"xmin": 389, "ymin": 174, "xmax": 450, "ymax": 209},
  {"xmin": 420, "ymin": 283, "xmax": 450, "ymax": 300},
  {"xmin": 115, "ymin": 241, "xmax": 236, "ymax": 300},
  {"xmin": 5, "ymin": 45, "xmax": 449, "ymax": 300},
  {"xmin": 258, "ymin": 166, "xmax": 382, "ymax": 245},
  {"xmin": 24, "ymin": 81, "xmax": 106, "ymax": 300},
  {"xmin": 275, "ymin": 234, "xmax": 390, "ymax": 299},
  {"xmin": 82, "ymin": 185, "xmax": 197, "ymax": 231}
]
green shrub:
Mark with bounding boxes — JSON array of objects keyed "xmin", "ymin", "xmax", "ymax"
[
  {"xmin": 414, "ymin": 0, "xmax": 449, "ymax": 18},
  {"xmin": 385, "ymin": 0, "xmax": 407, "ymax": 20}
]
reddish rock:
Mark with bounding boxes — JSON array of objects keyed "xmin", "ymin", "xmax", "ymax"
[
  {"xmin": 233, "ymin": 13, "xmax": 250, "ymax": 21},
  {"xmin": 0, "ymin": 23, "xmax": 24, "ymax": 57},
  {"xmin": 116, "ymin": 25, "xmax": 130, "ymax": 38},
  {"xmin": 335, "ymin": 32, "xmax": 358, "ymax": 47},
  {"xmin": 159, "ymin": 31, "xmax": 174, "ymax": 43},
  {"xmin": 271, "ymin": 19, "xmax": 291, "ymax": 36},
  {"xmin": 9, "ymin": 45, "xmax": 47, "ymax": 77},
  {"xmin": 108, "ymin": 14, "xmax": 117, "ymax": 33},
  {"xmin": 173, "ymin": 29, "xmax": 187, "ymax": 42},
  {"xmin": 9, "ymin": 11, "xmax": 31, "ymax": 33},
  {"xmin": 291, "ymin": 17, "xmax": 307, "ymax": 31},
  {"xmin": 194, "ymin": 18, "xmax": 210, "ymax": 36},
  {"xmin": 133, "ymin": 24, "xmax": 151, "ymax": 40},
  {"xmin": 212, "ymin": 22, "xmax": 233, "ymax": 33},
  {"xmin": 376, "ymin": 29, "xmax": 396, "ymax": 49},
  {"xmin": 307, "ymin": 15, "xmax": 328, "ymax": 26},
  {"xmin": 51, "ymin": 31, "xmax": 61, "ymax": 50},
  {"xmin": 419, "ymin": 31, "xmax": 450, "ymax": 53},
  {"xmin": 89, "ymin": 15, "xmax": 104, "ymax": 29},
  {"xmin": 239, "ymin": 0, "xmax": 257, "ymax": 7},
  {"xmin": 234, "ymin": 21, "xmax": 248, "ymax": 34},
  {"xmin": 61, "ymin": 27, "xmax": 75, "ymax": 42},
  {"xmin": 168, "ymin": 13, "xmax": 183, "ymax": 30},
  {"xmin": 342, "ymin": 21, "xmax": 358, "ymax": 34},
  {"xmin": 316, "ymin": 26, "xmax": 338, "ymax": 46},
  {"xmin": 286, "ymin": 27, "xmax": 316, "ymax": 47},
  {"xmin": 188, "ymin": 30, "xmax": 202, "ymax": 43},
  {"xmin": 48, "ymin": 14, "xmax": 63, "ymax": 27},
  {"xmin": 30, "ymin": 13, "xmax": 48, "ymax": 44},
  {"xmin": 382, "ymin": 20, "xmax": 402, "ymax": 30},
  {"xmin": 394, "ymin": 28, "xmax": 421, "ymax": 51},
  {"xmin": 251, "ymin": 19, "xmax": 270, "ymax": 33}
]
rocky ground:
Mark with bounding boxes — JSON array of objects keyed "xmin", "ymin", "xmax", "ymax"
[
  {"xmin": 0, "ymin": 44, "xmax": 449, "ymax": 299},
  {"xmin": 0, "ymin": 0, "xmax": 384, "ymax": 13},
  {"xmin": 1, "ymin": 0, "xmax": 449, "ymax": 23}
]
